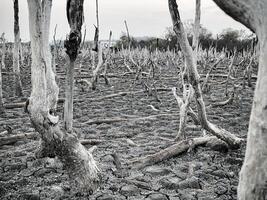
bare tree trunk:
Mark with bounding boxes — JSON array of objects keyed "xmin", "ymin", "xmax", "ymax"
[
  {"xmin": 91, "ymin": 45, "xmax": 103, "ymax": 90},
  {"xmin": 64, "ymin": 59, "xmax": 75, "ymax": 131},
  {"xmin": 1, "ymin": 33, "xmax": 6, "ymax": 70},
  {"xmin": 92, "ymin": 0, "xmax": 99, "ymax": 52},
  {"xmin": 238, "ymin": 37, "xmax": 267, "ymax": 200},
  {"xmin": 27, "ymin": 0, "xmax": 99, "ymax": 193},
  {"xmin": 192, "ymin": 0, "xmax": 201, "ymax": 54},
  {"xmin": 0, "ymin": 34, "xmax": 5, "ymax": 114},
  {"xmin": 19, "ymin": 38, "xmax": 23, "ymax": 66},
  {"xmin": 225, "ymin": 51, "xmax": 236, "ymax": 96},
  {"xmin": 13, "ymin": 0, "xmax": 23, "ymax": 97},
  {"xmin": 124, "ymin": 20, "xmax": 131, "ymax": 49},
  {"xmin": 103, "ymin": 30, "xmax": 112, "ymax": 85},
  {"xmin": 64, "ymin": 0, "xmax": 83, "ymax": 132},
  {"xmin": 211, "ymin": 0, "xmax": 267, "ymax": 199},
  {"xmin": 168, "ymin": 0, "xmax": 241, "ymax": 148},
  {"xmin": 0, "ymin": 47, "xmax": 3, "ymax": 114}
]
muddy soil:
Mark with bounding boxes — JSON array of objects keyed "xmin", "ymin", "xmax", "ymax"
[{"xmin": 0, "ymin": 54, "xmax": 256, "ymax": 200}]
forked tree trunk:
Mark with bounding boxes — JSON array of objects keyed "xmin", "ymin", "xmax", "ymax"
[
  {"xmin": 168, "ymin": 0, "xmax": 241, "ymax": 148},
  {"xmin": 27, "ymin": 0, "xmax": 99, "ymax": 193},
  {"xmin": 211, "ymin": 1, "xmax": 267, "ymax": 199},
  {"xmin": 13, "ymin": 0, "xmax": 23, "ymax": 97}
]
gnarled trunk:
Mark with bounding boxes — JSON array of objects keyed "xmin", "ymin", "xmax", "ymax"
[
  {"xmin": 13, "ymin": 0, "xmax": 23, "ymax": 97},
  {"xmin": 64, "ymin": 0, "xmax": 84, "ymax": 131},
  {"xmin": 211, "ymin": 0, "xmax": 267, "ymax": 199},
  {"xmin": 27, "ymin": 0, "xmax": 99, "ymax": 193}
]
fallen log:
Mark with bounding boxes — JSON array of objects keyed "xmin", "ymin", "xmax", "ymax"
[
  {"xmin": 202, "ymin": 73, "xmax": 257, "ymax": 80},
  {"xmin": 0, "ymin": 132, "xmax": 103, "ymax": 147},
  {"xmin": 4, "ymin": 102, "xmax": 26, "ymax": 109},
  {"xmin": 0, "ymin": 132, "xmax": 38, "ymax": 146},
  {"xmin": 83, "ymin": 117, "xmax": 128, "ymax": 125},
  {"xmin": 80, "ymin": 139, "xmax": 103, "ymax": 145},
  {"xmin": 128, "ymin": 136, "xmax": 217, "ymax": 169}
]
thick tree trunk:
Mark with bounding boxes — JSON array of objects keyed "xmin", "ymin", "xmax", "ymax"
[
  {"xmin": 168, "ymin": 0, "xmax": 241, "ymax": 148},
  {"xmin": 27, "ymin": 0, "xmax": 99, "ymax": 193},
  {"xmin": 13, "ymin": 0, "xmax": 23, "ymax": 97},
  {"xmin": 211, "ymin": 0, "xmax": 267, "ymax": 199},
  {"xmin": 238, "ymin": 38, "xmax": 267, "ymax": 200}
]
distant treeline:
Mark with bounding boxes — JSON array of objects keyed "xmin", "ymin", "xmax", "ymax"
[{"xmin": 115, "ymin": 25, "xmax": 257, "ymax": 54}]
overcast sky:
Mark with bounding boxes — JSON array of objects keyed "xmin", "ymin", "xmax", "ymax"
[{"xmin": 0, "ymin": 0, "xmax": 249, "ymax": 42}]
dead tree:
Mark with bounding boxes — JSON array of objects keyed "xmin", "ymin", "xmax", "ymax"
[
  {"xmin": 63, "ymin": 0, "xmax": 84, "ymax": 131},
  {"xmin": 102, "ymin": 30, "xmax": 112, "ymax": 85},
  {"xmin": 90, "ymin": 0, "xmax": 102, "ymax": 90},
  {"xmin": 211, "ymin": 0, "xmax": 267, "ymax": 199},
  {"xmin": 124, "ymin": 20, "xmax": 131, "ymax": 49},
  {"xmin": 92, "ymin": 0, "xmax": 99, "ymax": 52},
  {"xmin": 1, "ymin": 33, "xmax": 6, "ymax": 70},
  {"xmin": 225, "ymin": 50, "xmax": 236, "ymax": 96},
  {"xmin": 243, "ymin": 55, "xmax": 254, "ymax": 88},
  {"xmin": 168, "ymin": 0, "xmax": 241, "ymax": 148},
  {"xmin": 27, "ymin": 0, "xmax": 99, "ymax": 193},
  {"xmin": 91, "ymin": 44, "xmax": 103, "ymax": 90},
  {"xmin": 202, "ymin": 55, "xmax": 224, "ymax": 93},
  {"xmin": 0, "ymin": 33, "xmax": 6, "ymax": 114},
  {"xmin": 192, "ymin": 0, "xmax": 201, "ymax": 54},
  {"xmin": 13, "ymin": 0, "xmax": 23, "ymax": 97},
  {"xmin": 0, "ymin": 38, "xmax": 4, "ymax": 114}
]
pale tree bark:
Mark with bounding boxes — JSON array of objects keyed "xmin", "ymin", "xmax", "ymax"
[
  {"xmin": 0, "ymin": 41, "xmax": 4, "ymax": 114},
  {"xmin": 27, "ymin": 0, "xmax": 99, "ymax": 193},
  {"xmin": 102, "ymin": 30, "xmax": 112, "ymax": 85},
  {"xmin": 0, "ymin": 33, "xmax": 5, "ymax": 114},
  {"xmin": 0, "ymin": 64, "xmax": 3, "ymax": 115},
  {"xmin": 91, "ymin": 44, "xmax": 103, "ymax": 90},
  {"xmin": 192, "ymin": 0, "xmax": 201, "ymax": 54},
  {"xmin": 1, "ymin": 33, "xmax": 6, "ymax": 70},
  {"xmin": 124, "ymin": 20, "xmax": 131, "ymax": 49},
  {"xmin": 168, "ymin": 0, "xmax": 241, "ymax": 148},
  {"xmin": 211, "ymin": 1, "xmax": 267, "ymax": 199},
  {"xmin": 13, "ymin": 0, "xmax": 23, "ymax": 97}
]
